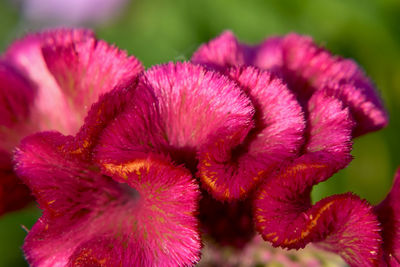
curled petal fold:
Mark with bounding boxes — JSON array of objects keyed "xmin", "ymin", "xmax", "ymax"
[
  {"xmin": 252, "ymin": 85, "xmax": 379, "ymax": 266},
  {"xmin": 198, "ymin": 66, "xmax": 305, "ymax": 200},
  {"xmin": 93, "ymin": 62, "xmax": 254, "ymax": 170},
  {"xmin": 375, "ymin": 168, "xmax": 400, "ymax": 266},
  {"xmin": 254, "ymin": 157, "xmax": 382, "ymax": 267},
  {"xmin": 192, "ymin": 31, "xmax": 388, "ymax": 136},
  {"xmin": 15, "ymin": 132, "xmax": 201, "ymax": 267}
]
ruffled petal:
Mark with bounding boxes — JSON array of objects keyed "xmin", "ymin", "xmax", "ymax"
[
  {"xmin": 268, "ymin": 34, "xmax": 388, "ymax": 136},
  {"xmin": 41, "ymin": 32, "xmax": 143, "ymax": 133},
  {"xmin": 192, "ymin": 32, "xmax": 388, "ymax": 136},
  {"xmin": 253, "ymin": 86, "xmax": 375, "ymax": 266},
  {"xmin": 4, "ymin": 28, "xmax": 143, "ymax": 135},
  {"xmin": 254, "ymin": 157, "xmax": 382, "ymax": 267},
  {"xmin": 191, "ymin": 31, "xmax": 252, "ymax": 70},
  {"xmin": 93, "ymin": 62, "xmax": 254, "ymax": 171},
  {"xmin": 93, "ymin": 83, "xmax": 167, "ymax": 166},
  {"xmin": 197, "ymin": 66, "xmax": 305, "ymax": 200},
  {"xmin": 375, "ymin": 168, "xmax": 400, "ymax": 265},
  {"xmin": 15, "ymin": 132, "xmax": 201, "ymax": 267}
]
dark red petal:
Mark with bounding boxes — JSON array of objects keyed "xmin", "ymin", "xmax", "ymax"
[{"xmin": 0, "ymin": 150, "xmax": 32, "ymax": 215}]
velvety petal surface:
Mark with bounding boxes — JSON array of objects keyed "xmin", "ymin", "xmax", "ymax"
[
  {"xmin": 4, "ymin": 28, "xmax": 143, "ymax": 135},
  {"xmin": 198, "ymin": 66, "xmax": 305, "ymax": 200},
  {"xmin": 191, "ymin": 31, "xmax": 254, "ymax": 70},
  {"xmin": 253, "ymin": 90, "xmax": 383, "ymax": 266},
  {"xmin": 15, "ymin": 132, "xmax": 201, "ymax": 267},
  {"xmin": 94, "ymin": 62, "xmax": 254, "ymax": 171},
  {"xmin": 375, "ymin": 168, "xmax": 400, "ymax": 266},
  {"xmin": 253, "ymin": 153, "xmax": 382, "ymax": 266},
  {"xmin": 192, "ymin": 31, "xmax": 388, "ymax": 136}
]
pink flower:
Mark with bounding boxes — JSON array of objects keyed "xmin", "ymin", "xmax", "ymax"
[
  {"xmin": 0, "ymin": 28, "xmax": 143, "ymax": 215},
  {"xmin": 15, "ymin": 61, "xmax": 256, "ymax": 266},
  {"xmin": 13, "ymin": 29, "xmax": 397, "ymax": 266}
]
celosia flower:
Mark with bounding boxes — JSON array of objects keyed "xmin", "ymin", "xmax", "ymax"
[
  {"xmin": 14, "ymin": 29, "xmax": 396, "ymax": 267},
  {"xmin": 15, "ymin": 61, "xmax": 257, "ymax": 266},
  {"xmin": 192, "ymin": 31, "xmax": 394, "ymax": 266},
  {"xmin": 0, "ymin": 28, "xmax": 142, "ymax": 215}
]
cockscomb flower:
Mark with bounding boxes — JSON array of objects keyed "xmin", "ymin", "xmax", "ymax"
[
  {"xmin": 15, "ymin": 61, "xmax": 256, "ymax": 266},
  {"xmin": 0, "ymin": 28, "xmax": 143, "ymax": 215}
]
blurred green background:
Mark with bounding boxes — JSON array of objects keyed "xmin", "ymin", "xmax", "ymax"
[{"xmin": 0, "ymin": 0, "xmax": 399, "ymax": 265}]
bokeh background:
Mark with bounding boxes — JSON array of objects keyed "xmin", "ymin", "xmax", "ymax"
[{"xmin": 0, "ymin": 0, "xmax": 399, "ymax": 265}]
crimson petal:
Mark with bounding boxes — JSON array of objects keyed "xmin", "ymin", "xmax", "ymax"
[
  {"xmin": 198, "ymin": 66, "xmax": 305, "ymax": 200},
  {"xmin": 192, "ymin": 31, "xmax": 388, "ymax": 136},
  {"xmin": 16, "ymin": 132, "xmax": 201, "ymax": 267}
]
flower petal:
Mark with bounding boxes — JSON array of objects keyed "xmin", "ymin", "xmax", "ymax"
[
  {"xmin": 192, "ymin": 32, "xmax": 388, "ymax": 136},
  {"xmin": 0, "ymin": 61, "xmax": 35, "ymax": 152},
  {"xmin": 375, "ymin": 168, "xmax": 400, "ymax": 265},
  {"xmin": 0, "ymin": 150, "xmax": 32, "ymax": 215},
  {"xmin": 0, "ymin": 61, "xmax": 35, "ymax": 215},
  {"xmin": 253, "ymin": 86, "xmax": 377, "ymax": 266},
  {"xmin": 191, "ymin": 31, "xmax": 251, "ymax": 70},
  {"xmin": 41, "ymin": 32, "xmax": 143, "ymax": 133},
  {"xmin": 269, "ymin": 34, "xmax": 388, "ymax": 136},
  {"xmin": 254, "ymin": 157, "xmax": 382, "ymax": 267},
  {"xmin": 4, "ymin": 28, "xmax": 143, "ymax": 135},
  {"xmin": 197, "ymin": 66, "xmax": 305, "ymax": 200},
  {"xmin": 16, "ymin": 132, "xmax": 201, "ymax": 267},
  {"xmin": 94, "ymin": 62, "xmax": 254, "ymax": 171}
]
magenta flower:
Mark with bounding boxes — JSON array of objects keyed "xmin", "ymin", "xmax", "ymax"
[
  {"xmin": 0, "ymin": 28, "xmax": 142, "ymax": 215},
  {"xmin": 15, "ymin": 61, "xmax": 256, "ymax": 266},
  {"xmin": 12, "ymin": 29, "xmax": 397, "ymax": 266}
]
